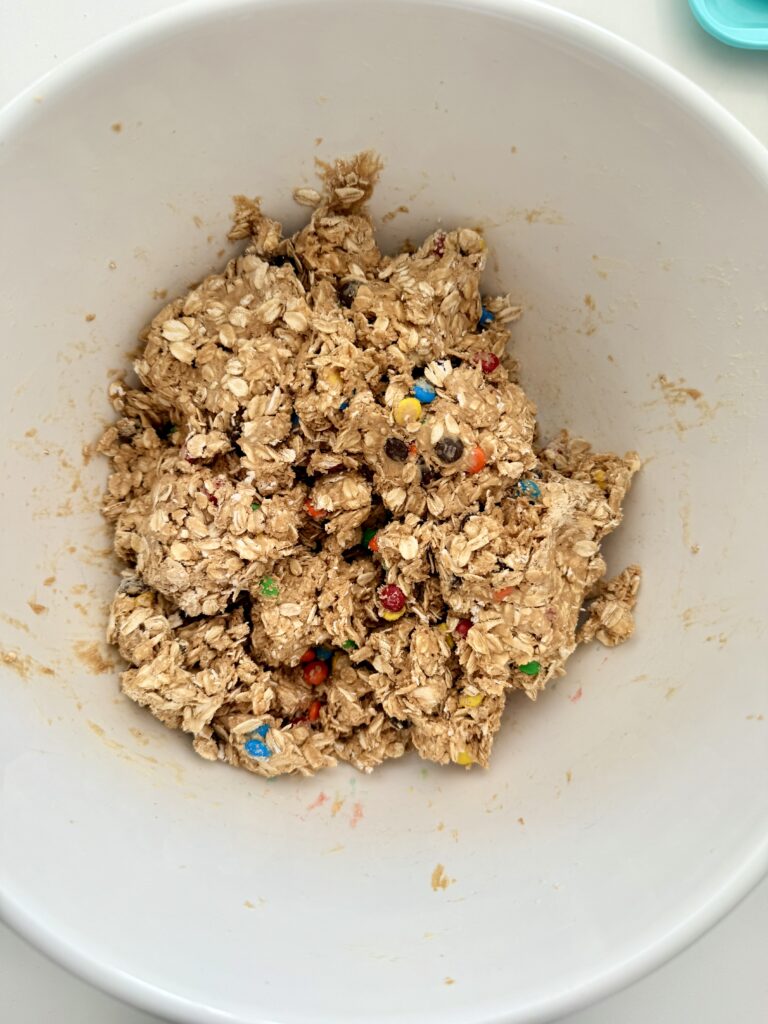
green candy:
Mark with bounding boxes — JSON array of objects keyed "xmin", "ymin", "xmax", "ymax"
[
  {"xmin": 342, "ymin": 640, "xmax": 358, "ymax": 651},
  {"xmin": 362, "ymin": 526, "xmax": 377, "ymax": 548},
  {"xmin": 251, "ymin": 501, "xmax": 261, "ymax": 511},
  {"xmin": 518, "ymin": 660, "xmax": 541, "ymax": 676},
  {"xmin": 259, "ymin": 576, "xmax": 279, "ymax": 599}
]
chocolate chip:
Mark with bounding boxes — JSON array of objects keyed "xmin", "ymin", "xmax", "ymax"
[
  {"xmin": 339, "ymin": 281, "xmax": 361, "ymax": 307},
  {"xmin": 449, "ymin": 355, "xmax": 463, "ymax": 368},
  {"xmin": 418, "ymin": 457, "xmax": 436, "ymax": 485},
  {"xmin": 434, "ymin": 436, "xmax": 464, "ymax": 464},
  {"xmin": 273, "ymin": 251, "xmax": 304, "ymax": 274},
  {"xmin": 384, "ymin": 437, "xmax": 409, "ymax": 463}
]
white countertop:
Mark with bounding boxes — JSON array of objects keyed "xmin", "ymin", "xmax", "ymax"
[{"xmin": 1, "ymin": 1, "xmax": 766, "ymax": 1021}]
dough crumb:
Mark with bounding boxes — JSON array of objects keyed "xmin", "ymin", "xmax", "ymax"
[{"xmin": 431, "ymin": 864, "xmax": 452, "ymax": 891}]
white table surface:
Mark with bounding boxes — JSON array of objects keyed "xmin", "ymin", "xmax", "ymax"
[{"xmin": 0, "ymin": 1, "xmax": 766, "ymax": 1022}]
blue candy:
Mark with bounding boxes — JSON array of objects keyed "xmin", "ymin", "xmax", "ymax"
[
  {"xmin": 244, "ymin": 738, "xmax": 271, "ymax": 759},
  {"xmin": 413, "ymin": 379, "xmax": 436, "ymax": 404},
  {"xmin": 315, "ymin": 646, "xmax": 333, "ymax": 661},
  {"xmin": 339, "ymin": 387, "xmax": 358, "ymax": 412},
  {"xmin": 253, "ymin": 724, "xmax": 269, "ymax": 738},
  {"xmin": 478, "ymin": 306, "xmax": 494, "ymax": 330},
  {"xmin": 515, "ymin": 479, "xmax": 541, "ymax": 501}
]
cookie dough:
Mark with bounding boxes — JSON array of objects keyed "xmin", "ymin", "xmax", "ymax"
[{"xmin": 100, "ymin": 152, "xmax": 640, "ymax": 777}]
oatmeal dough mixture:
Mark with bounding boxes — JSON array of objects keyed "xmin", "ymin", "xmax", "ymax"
[{"xmin": 100, "ymin": 152, "xmax": 640, "ymax": 777}]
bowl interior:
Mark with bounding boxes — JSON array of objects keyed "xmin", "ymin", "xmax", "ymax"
[{"xmin": 1, "ymin": 2, "xmax": 767, "ymax": 1023}]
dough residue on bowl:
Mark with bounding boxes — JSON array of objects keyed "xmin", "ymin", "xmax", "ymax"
[{"xmin": 98, "ymin": 152, "xmax": 640, "ymax": 777}]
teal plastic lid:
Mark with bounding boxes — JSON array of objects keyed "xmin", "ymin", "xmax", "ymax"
[{"xmin": 689, "ymin": 0, "xmax": 768, "ymax": 49}]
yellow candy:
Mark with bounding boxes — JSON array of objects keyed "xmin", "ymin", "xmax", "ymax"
[
  {"xmin": 591, "ymin": 468, "xmax": 607, "ymax": 487},
  {"xmin": 394, "ymin": 396, "xmax": 422, "ymax": 427},
  {"xmin": 321, "ymin": 366, "xmax": 343, "ymax": 389},
  {"xmin": 380, "ymin": 607, "xmax": 406, "ymax": 621},
  {"xmin": 455, "ymin": 751, "xmax": 474, "ymax": 766},
  {"xmin": 437, "ymin": 623, "xmax": 455, "ymax": 649},
  {"xmin": 460, "ymin": 692, "xmax": 485, "ymax": 708}
]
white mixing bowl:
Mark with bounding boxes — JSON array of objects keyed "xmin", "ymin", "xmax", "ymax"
[{"xmin": 1, "ymin": 1, "xmax": 766, "ymax": 1022}]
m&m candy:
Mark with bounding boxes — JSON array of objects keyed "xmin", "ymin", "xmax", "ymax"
[
  {"xmin": 244, "ymin": 738, "xmax": 271, "ymax": 758},
  {"xmin": 478, "ymin": 306, "xmax": 494, "ymax": 330},
  {"xmin": 434, "ymin": 436, "xmax": 464, "ymax": 464},
  {"xmin": 478, "ymin": 352, "xmax": 500, "ymax": 374},
  {"xmin": 378, "ymin": 584, "xmax": 406, "ymax": 612},
  {"xmin": 244, "ymin": 724, "xmax": 271, "ymax": 759},
  {"xmin": 321, "ymin": 366, "xmax": 343, "ymax": 389},
  {"xmin": 259, "ymin": 576, "xmax": 280, "ymax": 598},
  {"xmin": 384, "ymin": 437, "xmax": 409, "ymax": 463},
  {"xmin": 303, "ymin": 660, "xmax": 329, "ymax": 686},
  {"xmin": 515, "ymin": 479, "xmax": 541, "ymax": 501},
  {"xmin": 304, "ymin": 499, "xmax": 326, "ymax": 519},
  {"xmin": 381, "ymin": 607, "xmax": 406, "ymax": 622},
  {"xmin": 466, "ymin": 446, "xmax": 487, "ymax": 474},
  {"xmin": 413, "ymin": 379, "xmax": 436, "ymax": 404},
  {"xmin": 394, "ymin": 397, "xmax": 422, "ymax": 426}
]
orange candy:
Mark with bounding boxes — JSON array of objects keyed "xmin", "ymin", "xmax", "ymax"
[
  {"xmin": 493, "ymin": 586, "xmax": 515, "ymax": 602},
  {"xmin": 368, "ymin": 534, "xmax": 379, "ymax": 553},
  {"xmin": 299, "ymin": 649, "xmax": 316, "ymax": 664},
  {"xmin": 308, "ymin": 700, "xmax": 322, "ymax": 723},
  {"xmin": 304, "ymin": 499, "xmax": 326, "ymax": 519},
  {"xmin": 466, "ymin": 445, "xmax": 486, "ymax": 474}
]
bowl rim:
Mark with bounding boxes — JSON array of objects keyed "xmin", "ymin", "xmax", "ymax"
[{"xmin": 1, "ymin": 1, "xmax": 767, "ymax": 1022}]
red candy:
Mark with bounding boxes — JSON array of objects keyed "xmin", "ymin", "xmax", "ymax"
[
  {"xmin": 378, "ymin": 584, "xmax": 406, "ymax": 612},
  {"xmin": 308, "ymin": 699, "xmax": 322, "ymax": 723},
  {"xmin": 299, "ymin": 649, "xmax": 316, "ymax": 664},
  {"xmin": 478, "ymin": 352, "xmax": 500, "ymax": 374},
  {"xmin": 303, "ymin": 660, "xmax": 329, "ymax": 687},
  {"xmin": 455, "ymin": 618, "xmax": 473, "ymax": 639}
]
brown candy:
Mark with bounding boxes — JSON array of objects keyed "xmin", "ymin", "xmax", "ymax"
[
  {"xmin": 384, "ymin": 437, "xmax": 409, "ymax": 463},
  {"xmin": 434, "ymin": 436, "xmax": 464, "ymax": 464}
]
